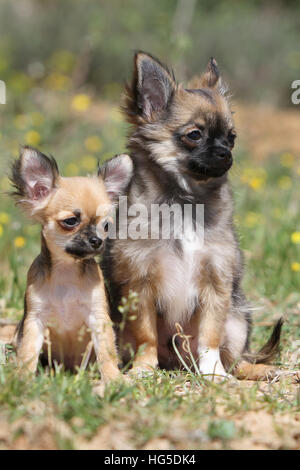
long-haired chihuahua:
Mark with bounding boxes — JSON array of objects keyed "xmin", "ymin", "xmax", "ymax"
[{"xmin": 10, "ymin": 146, "xmax": 132, "ymax": 384}]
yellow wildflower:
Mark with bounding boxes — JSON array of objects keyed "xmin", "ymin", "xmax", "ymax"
[
  {"xmin": 0, "ymin": 224, "xmax": 3, "ymax": 237},
  {"xmin": 291, "ymin": 232, "xmax": 300, "ymax": 244},
  {"xmin": 291, "ymin": 262, "xmax": 300, "ymax": 272},
  {"xmin": 71, "ymin": 94, "xmax": 91, "ymax": 112},
  {"xmin": 280, "ymin": 152, "xmax": 294, "ymax": 168},
  {"xmin": 84, "ymin": 136, "xmax": 102, "ymax": 153},
  {"xmin": 249, "ymin": 177, "xmax": 265, "ymax": 191},
  {"xmin": 240, "ymin": 167, "xmax": 266, "ymax": 186},
  {"xmin": 0, "ymin": 212, "xmax": 10, "ymax": 225},
  {"xmin": 14, "ymin": 236, "xmax": 26, "ymax": 248},
  {"xmin": 25, "ymin": 130, "xmax": 41, "ymax": 146},
  {"xmin": 80, "ymin": 155, "xmax": 97, "ymax": 172}
]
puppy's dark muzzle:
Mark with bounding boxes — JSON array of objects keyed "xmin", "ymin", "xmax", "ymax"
[
  {"xmin": 89, "ymin": 236, "xmax": 103, "ymax": 250},
  {"xmin": 65, "ymin": 236, "xmax": 104, "ymax": 259},
  {"xmin": 213, "ymin": 145, "xmax": 232, "ymax": 165}
]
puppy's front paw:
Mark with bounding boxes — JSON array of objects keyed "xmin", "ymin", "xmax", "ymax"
[
  {"xmin": 199, "ymin": 347, "xmax": 232, "ymax": 382},
  {"xmin": 129, "ymin": 352, "xmax": 158, "ymax": 378},
  {"xmin": 128, "ymin": 365, "xmax": 156, "ymax": 379},
  {"xmin": 93, "ymin": 373, "xmax": 130, "ymax": 397},
  {"xmin": 100, "ymin": 364, "xmax": 121, "ymax": 384},
  {"xmin": 92, "ymin": 381, "xmax": 106, "ymax": 397},
  {"xmin": 200, "ymin": 363, "xmax": 233, "ymax": 382}
]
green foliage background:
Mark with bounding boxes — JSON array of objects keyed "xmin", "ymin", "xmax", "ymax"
[{"xmin": 1, "ymin": 0, "xmax": 300, "ymax": 104}]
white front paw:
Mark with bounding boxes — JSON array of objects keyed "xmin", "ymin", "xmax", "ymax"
[{"xmin": 198, "ymin": 347, "xmax": 232, "ymax": 382}]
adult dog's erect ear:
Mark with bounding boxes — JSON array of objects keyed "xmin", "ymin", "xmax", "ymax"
[{"xmin": 124, "ymin": 51, "xmax": 176, "ymax": 123}]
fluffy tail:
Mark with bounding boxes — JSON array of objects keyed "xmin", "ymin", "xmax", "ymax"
[{"xmin": 243, "ymin": 318, "xmax": 283, "ymax": 364}]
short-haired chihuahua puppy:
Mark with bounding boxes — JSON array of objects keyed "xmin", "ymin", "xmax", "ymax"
[{"xmin": 10, "ymin": 146, "xmax": 133, "ymax": 383}]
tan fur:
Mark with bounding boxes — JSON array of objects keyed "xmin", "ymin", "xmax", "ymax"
[
  {"xmin": 12, "ymin": 148, "xmax": 124, "ymax": 383},
  {"xmin": 20, "ymin": 259, "xmax": 120, "ymax": 381},
  {"xmin": 112, "ymin": 263, "xmax": 160, "ymax": 370},
  {"xmin": 42, "ymin": 177, "xmax": 111, "ymax": 260},
  {"xmin": 196, "ymin": 254, "xmax": 233, "ymax": 350},
  {"xmin": 126, "ymin": 294, "xmax": 158, "ymax": 372},
  {"xmin": 234, "ymin": 361, "xmax": 279, "ymax": 381},
  {"xmin": 104, "ymin": 52, "xmax": 282, "ymax": 381}
]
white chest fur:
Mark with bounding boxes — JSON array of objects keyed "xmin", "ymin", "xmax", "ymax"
[
  {"xmin": 155, "ymin": 227, "xmax": 232, "ymax": 328},
  {"xmin": 29, "ymin": 264, "xmax": 103, "ymax": 334},
  {"xmin": 156, "ymin": 230, "xmax": 202, "ymax": 327}
]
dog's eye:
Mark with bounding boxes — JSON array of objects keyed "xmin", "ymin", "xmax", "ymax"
[
  {"xmin": 186, "ymin": 130, "xmax": 202, "ymax": 141},
  {"xmin": 60, "ymin": 217, "xmax": 79, "ymax": 230},
  {"xmin": 64, "ymin": 217, "xmax": 78, "ymax": 226},
  {"xmin": 228, "ymin": 131, "xmax": 236, "ymax": 148},
  {"xmin": 99, "ymin": 217, "xmax": 113, "ymax": 235}
]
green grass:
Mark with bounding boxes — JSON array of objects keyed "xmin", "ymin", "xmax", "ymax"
[{"xmin": 0, "ymin": 91, "xmax": 299, "ymax": 449}]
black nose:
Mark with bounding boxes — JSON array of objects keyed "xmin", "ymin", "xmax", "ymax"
[
  {"xmin": 215, "ymin": 145, "xmax": 231, "ymax": 158},
  {"xmin": 214, "ymin": 145, "xmax": 232, "ymax": 160},
  {"xmin": 89, "ymin": 236, "xmax": 102, "ymax": 249}
]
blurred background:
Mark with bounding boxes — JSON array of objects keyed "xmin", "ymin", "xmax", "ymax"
[
  {"xmin": 0, "ymin": 0, "xmax": 299, "ymax": 329},
  {"xmin": 1, "ymin": 0, "xmax": 300, "ymax": 103}
]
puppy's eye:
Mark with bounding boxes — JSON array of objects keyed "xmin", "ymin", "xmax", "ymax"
[
  {"xmin": 60, "ymin": 217, "xmax": 79, "ymax": 230},
  {"xmin": 186, "ymin": 130, "xmax": 202, "ymax": 141},
  {"xmin": 64, "ymin": 217, "xmax": 78, "ymax": 226},
  {"xmin": 102, "ymin": 217, "xmax": 113, "ymax": 233},
  {"xmin": 228, "ymin": 131, "xmax": 236, "ymax": 148}
]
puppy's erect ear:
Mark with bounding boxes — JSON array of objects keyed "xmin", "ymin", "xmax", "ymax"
[
  {"xmin": 199, "ymin": 57, "xmax": 221, "ymax": 89},
  {"xmin": 10, "ymin": 146, "xmax": 59, "ymax": 214},
  {"xmin": 124, "ymin": 52, "xmax": 176, "ymax": 123},
  {"xmin": 99, "ymin": 154, "xmax": 133, "ymax": 202}
]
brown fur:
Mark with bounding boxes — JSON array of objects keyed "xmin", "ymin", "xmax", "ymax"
[{"xmin": 103, "ymin": 52, "xmax": 282, "ymax": 381}]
